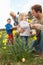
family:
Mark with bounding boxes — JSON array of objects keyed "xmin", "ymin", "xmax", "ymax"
[{"xmin": 5, "ymin": 4, "xmax": 43, "ymax": 57}]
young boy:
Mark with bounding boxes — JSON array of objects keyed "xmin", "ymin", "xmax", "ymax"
[{"xmin": 5, "ymin": 18, "xmax": 14, "ymax": 44}]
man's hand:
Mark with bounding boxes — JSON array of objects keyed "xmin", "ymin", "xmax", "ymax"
[{"xmin": 30, "ymin": 24, "xmax": 37, "ymax": 29}]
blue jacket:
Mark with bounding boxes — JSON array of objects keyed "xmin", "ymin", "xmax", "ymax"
[{"xmin": 5, "ymin": 23, "xmax": 12, "ymax": 34}]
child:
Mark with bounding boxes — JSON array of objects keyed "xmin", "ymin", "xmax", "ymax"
[
  {"xmin": 5, "ymin": 18, "xmax": 14, "ymax": 44},
  {"xmin": 18, "ymin": 13, "xmax": 30, "ymax": 46}
]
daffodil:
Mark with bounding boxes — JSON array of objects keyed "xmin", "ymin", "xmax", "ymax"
[
  {"xmin": 3, "ymin": 39, "xmax": 7, "ymax": 45},
  {"xmin": 27, "ymin": 19, "xmax": 32, "ymax": 23},
  {"xmin": 0, "ymin": 35, "xmax": 1, "ymax": 38},
  {"xmin": 3, "ymin": 46, "xmax": 6, "ymax": 49},
  {"xmin": 33, "ymin": 35, "xmax": 37, "ymax": 40},
  {"xmin": 5, "ymin": 34, "xmax": 8, "ymax": 38},
  {"xmin": 3, "ymin": 43, "xmax": 6, "ymax": 45},
  {"xmin": 13, "ymin": 30, "xmax": 17, "ymax": 35},
  {"xmin": 0, "ymin": 32, "xmax": 2, "ymax": 35}
]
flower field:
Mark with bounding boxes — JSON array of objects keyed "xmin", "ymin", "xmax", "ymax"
[{"xmin": 0, "ymin": 30, "xmax": 43, "ymax": 65}]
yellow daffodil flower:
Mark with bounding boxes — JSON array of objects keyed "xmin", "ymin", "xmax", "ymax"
[
  {"xmin": 3, "ymin": 46, "xmax": 6, "ymax": 49},
  {"xmin": 0, "ymin": 32, "xmax": 2, "ymax": 35},
  {"xmin": 33, "ymin": 35, "xmax": 37, "ymax": 40},
  {"xmin": 5, "ymin": 34, "xmax": 8, "ymax": 38},
  {"xmin": 13, "ymin": 30, "xmax": 17, "ymax": 35},
  {"xmin": 3, "ymin": 39, "xmax": 7, "ymax": 45},
  {"xmin": 27, "ymin": 19, "xmax": 32, "ymax": 23},
  {"xmin": 0, "ymin": 35, "xmax": 1, "ymax": 38}
]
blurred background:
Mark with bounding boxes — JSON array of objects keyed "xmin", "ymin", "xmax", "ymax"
[{"xmin": 0, "ymin": 0, "xmax": 43, "ymax": 29}]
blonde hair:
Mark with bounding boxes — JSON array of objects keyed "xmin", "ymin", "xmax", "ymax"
[{"xmin": 18, "ymin": 12, "xmax": 27, "ymax": 22}]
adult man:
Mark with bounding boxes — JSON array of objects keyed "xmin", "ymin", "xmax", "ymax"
[{"xmin": 30, "ymin": 4, "xmax": 43, "ymax": 56}]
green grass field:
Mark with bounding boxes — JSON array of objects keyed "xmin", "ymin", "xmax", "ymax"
[{"xmin": 0, "ymin": 30, "xmax": 43, "ymax": 65}]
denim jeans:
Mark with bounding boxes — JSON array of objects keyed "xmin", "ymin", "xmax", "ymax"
[
  {"xmin": 31, "ymin": 31, "xmax": 41, "ymax": 51},
  {"xmin": 20, "ymin": 36, "xmax": 28, "ymax": 47},
  {"xmin": 39, "ymin": 31, "xmax": 43, "ymax": 53}
]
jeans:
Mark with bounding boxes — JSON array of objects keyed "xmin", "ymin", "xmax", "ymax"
[
  {"xmin": 20, "ymin": 36, "xmax": 28, "ymax": 47},
  {"xmin": 31, "ymin": 31, "xmax": 41, "ymax": 51},
  {"xmin": 39, "ymin": 31, "xmax": 43, "ymax": 53}
]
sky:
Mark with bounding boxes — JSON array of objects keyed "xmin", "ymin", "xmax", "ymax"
[
  {"xmin": 0, "ymin": 0, "xmax": 11, "ymax": 29},
  {"xmin": 11, "ymin": 0, "xmax": 43, "ymax": 13},
  {"xmin": 0, "ymin": 0, "xmax": 43, "ymax": 29}
]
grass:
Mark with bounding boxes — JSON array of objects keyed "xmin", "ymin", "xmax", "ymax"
[{"xmin": 0, "ymin": 30, "xmax": 43, "ymax": 65}]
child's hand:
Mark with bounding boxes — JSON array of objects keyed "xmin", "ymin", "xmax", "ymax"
[{"xmin": 19, "ymin": 28, "xmax": 25, "ymax": 33}]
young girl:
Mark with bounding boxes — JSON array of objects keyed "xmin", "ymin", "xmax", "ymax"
[{"xmin": 18, "ymin": 13, "xmax": 30, "ymax": 46}]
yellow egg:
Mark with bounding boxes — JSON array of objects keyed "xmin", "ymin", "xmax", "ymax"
[{"xmin": 22, "ymin": 58, "xmax": 26, "ymax": 62}]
